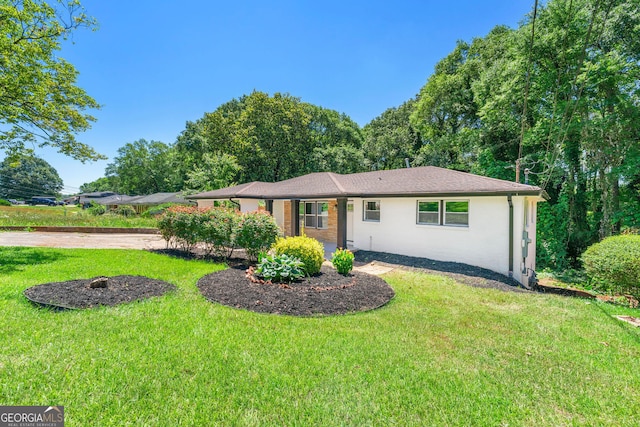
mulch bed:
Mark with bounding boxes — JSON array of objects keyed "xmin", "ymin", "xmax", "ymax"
[
  {"xmin": 354, "ymin": 250, "xmax": 529, "ymax": 293},
  {"xmin": 23, "ymin": 275, "xmax": 176, "ymax": 310},
  {"xmin": 197, "ymin": 265, "xmax": 395, "ymax": 316}
]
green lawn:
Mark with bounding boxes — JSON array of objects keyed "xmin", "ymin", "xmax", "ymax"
[
  {"xmin": 1, "ymin": 247, "xmax": 639, "ymax": 425},
  {"xmin": 0, "ymin": 206, "xmax": 157, "ymax": 228}
]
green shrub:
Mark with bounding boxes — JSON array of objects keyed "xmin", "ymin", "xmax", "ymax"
[
  {"xmin": 200, "ymin": 208, "xmax": 239, "ymax": 258},
  {"xmin": 142, "ymin": 203, "xmax": 177, "ymax": 218},
  {"xmin": 0, "ymin": 199, "xmax": 11, "ymax": 206},
  {"xmin": 255, "ymin": 253, "xmax": 305, "ymax": 282},
  {"xmin": 331, "ymin": 248, "xmax": 354, "ymax": 275},
  {"xmin": 273, "ymin": 235, "xmax": 324, "ymax": 275},
  {"xmin": 156, "ymin": 206, "xmax": 202, "ymax": 251},
  {"xmin": 582, "ymin": 235, "xmax": 640, "ymax": 299},
  {"xmin": 234, "ymin": 211, "xmax": 280, "ymax": 261},
  {"xmin": 112, "ymin": 205, "xmax": 136, "ymax": 217},
  {"xmin": 87, "ymin": 201, "xmax": 106, "ymax": 216}
]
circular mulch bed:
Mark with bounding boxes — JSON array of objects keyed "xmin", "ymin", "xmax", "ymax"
[
  {"xmin": 197, "ymin": 265, "xmax": 395, "ymax": 316},
  {"xmin": 23, "ymin": 275, "xmax": 176, "ymax": 310}
]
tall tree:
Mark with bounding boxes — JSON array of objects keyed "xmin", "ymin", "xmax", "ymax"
[
  {"xmin": 363, "ymin": 98, "xmax": 422, "ymax": 170},
  {"xmin": 0, "ymin": 154, "xmax": 63, "ymax": 199},
  {"xmin": 0, "ymin": 0, "xmax": 103, "ymax": 161},
  {"xmin": 105, "ymin": 139, "xmax": 178, "ymax": 195}
]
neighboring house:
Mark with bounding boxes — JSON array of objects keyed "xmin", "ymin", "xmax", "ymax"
[
  {"xmin": 127, "ymin": 192, "xmax": 195, "ymax": 213},
  {"xmin": 188, "ymin": 166, "xmax": 547, "ymax": 285}
]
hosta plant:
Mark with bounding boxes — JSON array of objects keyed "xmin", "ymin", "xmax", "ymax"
[{"xmin": 255, "ymin": 253, "xmax": 305, "ymax": 283}]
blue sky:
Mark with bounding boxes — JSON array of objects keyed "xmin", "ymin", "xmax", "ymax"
[{"xmin": 40, "ymin": 0, "xmax": 534, "ymax": 191}]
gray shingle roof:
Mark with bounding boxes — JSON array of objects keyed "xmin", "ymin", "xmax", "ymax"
[
  {"xmin": 128, "ymin": 192, "xmax": 194, "ymax": 205},
  {"xmin": 188, "ymin": 166, "xmax": 546, "ymax": 200}
]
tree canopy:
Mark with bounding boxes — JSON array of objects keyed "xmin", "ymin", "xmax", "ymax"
[
  {"xmin": 0, "ymin": 0, "xmax": 103, "ymax": 161},
  {"xmin": 0, "ymin": 154, "xmax": 63, "ymax": 199}
]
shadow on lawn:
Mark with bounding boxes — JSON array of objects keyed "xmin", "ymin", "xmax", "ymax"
[{"xmin": 0, "ymin": 247, "xmax": 69, "ymax": 274}]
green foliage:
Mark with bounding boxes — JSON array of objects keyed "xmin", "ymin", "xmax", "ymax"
[
  {"xmin": 79, "ymin": 177, "xmax": 117, "ymax": 193},
  {"xmin": 156, "ymin": 206, "xmax": 202, "ymax": 252},
  {"xmin": 582, "ymin": 235, "xmax": 640, "ymax": 299},
  {"xmin": 234, "ymin": 211, "xmax": 280, "ymax": 261},
  {"xmin": 0, "ymin": 199, "xmax": 12, "ymax": 206},
  {"xmin": 86, "ymin": 201, "xmax": 106, "ymax": 216},
  {"xmin": 331, "ymin": 248, "xmax": 354, "ymax": 275},
  {"xmin": 105, "ymin": 139, "xmax": 179, "ymax": 195},
  {"xmin": 273, "ymin": 235, "xmax": 324, "ymax": 275},
  {"xmin": 111, "ymin": 205, "xmax": 136, "ymax": 217},
  {"xmin": 255, "ymin": 253, "xmax": 305, "ymax": 282},
  {"xmin": 0, "ymin": 154, "xmax": 63, "ymax": 199},
  {"xmin": 184, "ymin": 153, "xmax": 241, "ymax": 193},
  {"xmin": 157, "ymin": 207, "xmax": 279, "ymax": 259},
  {"xmin": 0, "ymin": 0, "xmax": 103, "ymax": 161},
  {"xmin": 199, "ymin": 208, "xmax": 239, "ymax": 258},
  {"xmin": 141, "ymin": 203, "xmax": 176, "ymax": 218}
]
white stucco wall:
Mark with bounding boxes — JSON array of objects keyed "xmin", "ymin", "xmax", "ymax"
[
  {"xmin": 195, "ymin": 199, "xmax": 214, "ymax": 208},
  {"xmin": 272, "ymin": 200, "xmax": 285, "ymax": 229},
  {"xmin": 236, "ymin": 199, "xmax": 260, "ymax": 213},
  {"xmin": 351, "ymin": 196, "xmax": 534, "ymax": 281}
]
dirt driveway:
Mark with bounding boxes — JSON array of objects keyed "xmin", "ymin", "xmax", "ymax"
[{"xmin": 0, "ymin": 231, "xmax": 167, "ymax": 250}]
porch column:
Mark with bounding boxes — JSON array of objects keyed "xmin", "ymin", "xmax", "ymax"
[
  {"xmin": 290, "ymin": 200, "xmax": 300, "ymax": 236},
  {"xmin": 265, "ymin": 199, "xmax": 273, "ymax": 215},
  {"xmin": 336, "ymin": 197, "xmax": 347, "ymax": 249}
]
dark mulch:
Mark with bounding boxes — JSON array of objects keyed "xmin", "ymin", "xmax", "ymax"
[
  {"xmin": 197, "ymin": 265, "xmax": 395, "ymax": 316},
  {"xmin": 23, "ymin": 275, "xmax": 176, "ymax": 310},
  {"xmin": 354, "ymin": 250, "xmax": 529, "ymax": 293}
]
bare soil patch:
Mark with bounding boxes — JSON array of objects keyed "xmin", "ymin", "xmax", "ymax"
[
  {"xmin": 23, "ymin": 275, "xmax": 176, "ymax": 310},
  {"xmin": 197, "ymin": 265, "xmax": 395, "ymax": 316}
]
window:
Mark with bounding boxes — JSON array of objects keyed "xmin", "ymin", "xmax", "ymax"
[
  {"xmin": 302, "ymin": 201, "xmax": 328, "ymax": 229},
  {"xmin": 416, "ymin": 200, "xmax": 469, "ymax": 227},
  {"xmin": 444, "ymin": 201, "xmax": 469, "ymax": 226},
  {"xmin": 363, "ymin": 200, "xmax": 380, "ymax": 222},
  {"xmin": 417, "ymin": 201, "xmax": 439, "ymax": 225}
]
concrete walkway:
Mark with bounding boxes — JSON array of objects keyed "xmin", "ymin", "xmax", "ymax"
[{"xmin": 0, "ymin": 231, "xmax": 167, "ymax": 250}]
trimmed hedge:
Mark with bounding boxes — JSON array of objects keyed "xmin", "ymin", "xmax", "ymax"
[
  {"xmin": 582, "ymin": 235, "xmax": 640, "ymax": 298},
  {"xmin": 272, "ymin": 235, "xmax": 324, "ymax": 275},
  {"xmin": 234, "ymin": 211, "xmax": 280, "ymax": 261}
]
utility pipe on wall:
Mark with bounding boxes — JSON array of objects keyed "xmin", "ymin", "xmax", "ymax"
[{"xmin": 507, "ymin": 194, "xmax": 514, "ymax": 278}]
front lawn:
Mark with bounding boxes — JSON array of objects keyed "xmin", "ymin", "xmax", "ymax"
[
  {"xmin": 0, "ymin": 206, "xmax": 157, "ymax": 228},
  {"xmin": 1, "ymin": 247, "xmax": 639, "ymax": 425}
]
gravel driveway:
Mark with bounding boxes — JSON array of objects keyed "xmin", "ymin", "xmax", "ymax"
[{"xmin": 0, "ymin": 231, "xmax": 166, "ymax": 250}]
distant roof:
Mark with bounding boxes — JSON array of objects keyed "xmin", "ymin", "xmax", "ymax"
[
  {"xmin": 188, "ymin": 166, "xmax": 547, "ymax": 200},
  {"xmin": 128, "ymin": 192, "xmax": 194, "ymax": 205},
  {"xmin": 91, "ymin": 195, "xmax": 142, "ymax": 205},
  {"xmin": 77, "ymin": 191, "xmax": 116, "ymax": 198}
]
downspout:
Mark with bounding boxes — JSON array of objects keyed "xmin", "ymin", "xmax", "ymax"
[
  {"xmin": 507, "ymin": 194, "xmax": 514, "ymax": 278},
  {"xmin": 228, "ymin": 198, "xmax": 241, "ymax": 210}
]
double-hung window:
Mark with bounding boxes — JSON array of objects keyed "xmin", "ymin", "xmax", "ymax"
[
  {"xmin": 363, "ymin": 200, "xmax": 380, "ymax": 222},
  {"xmin": 302, "ymin": 201, "xmax": 328, "ymax": 229},
  {"xmin": 417, "ymin": 200, "xmax": 469, "ymax": 227}
]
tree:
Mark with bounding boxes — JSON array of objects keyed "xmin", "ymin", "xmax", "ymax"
[
  {"xmin": 105, "ymin": 139, "xmax": 179, "ymax": 195},
  {"xmin": 79, "ymin": 176, "xmax": 117, "ymax": 193},
  {"xmin": 174, "ymin": 91, "xmax": 366, "ymax": 184},
  {"xmin": 0, "ymin": 0, "xmax": 103, "ymax": 161},
  {"xmin": 184, "ymin": 153, "xmax": 241, "ymax": 193},
  {"xmin": 0, "ymin": 154, "xmax": 63, "ymax": 199},
  {"xmin": 363, "ymin": 98, "xmax": 422, "ymax": 170}
]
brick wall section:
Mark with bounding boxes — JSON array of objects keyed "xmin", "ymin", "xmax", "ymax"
[{"xmin": 281, "ymin": 200, "xmax": 338, "ymax": 243}]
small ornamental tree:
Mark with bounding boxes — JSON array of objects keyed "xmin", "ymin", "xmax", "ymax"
[{"xmin": 234, "ymin": 211, "xmax": 280, "ymax": 261}]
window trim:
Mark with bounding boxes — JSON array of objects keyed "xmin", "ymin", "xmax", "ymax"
[
  {"xmin": 416, "ymin": 200, "xmax": 440, "ymax": 225},
  {"xmin": 416, "ymin": 199, "xmax": 469, "ymax": 227},
  {"xmin": 301, "ymin": 201, "xmax": 329, "ymax": 230},
  {"xmin": 363, "ymin": 200, "xmax": 381, "ymax": 222}
]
